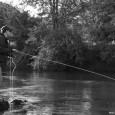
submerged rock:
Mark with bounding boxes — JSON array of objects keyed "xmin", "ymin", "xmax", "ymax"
[
  {"xmin": 0, "ymin": 99, "xmax": 9, "ymax": 112},
  {"xmin": 11, "ymin": 99, "xmax": 27, "ymax": 106}
]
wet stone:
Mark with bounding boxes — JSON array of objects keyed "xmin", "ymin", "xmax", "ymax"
[
  {"xmin": 11, "ymin": 99, "xmax": 27, "ymax": 106},
  {"xmin": 0, "ymin": 99, "xmax": 9, "ymax": 112}
]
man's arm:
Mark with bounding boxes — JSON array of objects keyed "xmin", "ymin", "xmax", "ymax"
[
  {"xmin": 0, "ymin": 46, "xmax": 12, "ymax": 54},
  {"xmin": 0, "ymin": 35, "xmax": 12, "ymax": 54}
]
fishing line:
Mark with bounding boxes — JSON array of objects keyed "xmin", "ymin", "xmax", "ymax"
[
  {"xmin": 9, "ymin": 56, "xmax": 16, "ymax": 112},
  {"xmin": 15, "ymin": 50, "xmax": 115, "ymax": 81},
  {"xmin": 9, "ymin": 56, "xmax": 13, "ymax": 112}
]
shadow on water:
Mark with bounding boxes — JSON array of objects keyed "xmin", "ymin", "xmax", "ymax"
[{"xmin": 0, "ymin": 71, "xmax": 115, "ymax": 114}]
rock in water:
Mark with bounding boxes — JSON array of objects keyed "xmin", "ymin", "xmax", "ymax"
[
  {"xmin": 11, "ymin": 99, "xmax": 27, "ymax": 106},
  {"xmin": 0, "ymin": 99, "xmax": 9, "ymax": 112}
]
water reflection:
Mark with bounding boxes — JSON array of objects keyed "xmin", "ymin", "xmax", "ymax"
[
  {"xmin": 81, "ymin": 87, "xmax": 92, "ymax": 115},
  {"xmin": 0, "ymin": 72, "xmax": 114, "ymax": 115}
]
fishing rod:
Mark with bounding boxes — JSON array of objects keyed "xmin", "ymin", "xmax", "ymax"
[{"xmin": 13, "ymin": 49, "xmax": 115, "ymax": 81}]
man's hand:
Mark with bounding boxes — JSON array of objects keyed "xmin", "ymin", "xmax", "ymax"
[
  {"xmin": 32, "ymin": 56, "xmax": 37, "ymax": 59},
  {"xmin": 12, "ymin": 49, "xmax": 18, "ymax": 52}
]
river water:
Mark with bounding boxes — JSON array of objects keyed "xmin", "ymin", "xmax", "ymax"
[{"xmin": 0, "ymin": 71, "xmax": 115, "ymax": 115}]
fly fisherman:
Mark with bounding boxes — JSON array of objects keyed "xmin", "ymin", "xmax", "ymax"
[{"xmin": 0, "ymin": 25, "xmax": 17, "ymax": 76}]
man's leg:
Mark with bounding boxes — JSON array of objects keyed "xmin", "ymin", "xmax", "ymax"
[
  {"xmin": 1, "ymin": 61, "xmax": 7, "ymax": 76},
  {"xmin": 0, "ymin": 66, "xmax": 2, "ymax": 86}
]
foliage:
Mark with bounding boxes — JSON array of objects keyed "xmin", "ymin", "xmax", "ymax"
[
  {"xmin": 31, "ymin": 28, "xmax": 92, "ymax": 71},
  {"xmin": 87, "ymin": 0, "xmax": 115, "ymax": 66},
  {"xmin": 1, "ymin": 0, "xmax": 115, "ymax": 71},
  {"xmin": 28, "ymin": 0, "xmax": 115, "ymax": 71}
]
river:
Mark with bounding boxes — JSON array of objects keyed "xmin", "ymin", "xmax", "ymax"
[{"xmin": 0, "ymin": 71, "xmax": 115, "ymax": 115}]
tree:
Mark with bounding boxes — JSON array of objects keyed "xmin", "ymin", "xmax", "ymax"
[{"xmin": 17, "ymin": 0, "xmax": 115, "ymax": 71}]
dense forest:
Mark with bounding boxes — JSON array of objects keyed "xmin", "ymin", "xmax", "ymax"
[{"xmin": 1, "ymin": 0, "xmax": 115, "ymax": 72}]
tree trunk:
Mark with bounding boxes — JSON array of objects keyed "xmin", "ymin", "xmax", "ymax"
[{"xmin": 49, "ymin": 0, "xmax": 59, "ymax": 30}]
